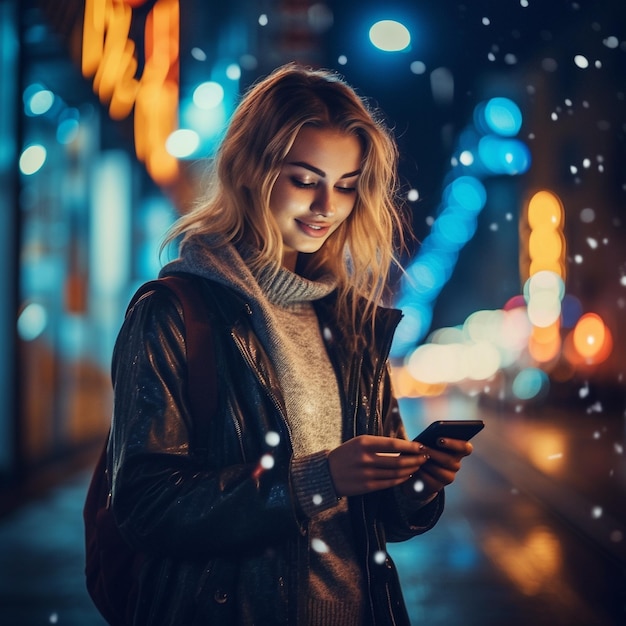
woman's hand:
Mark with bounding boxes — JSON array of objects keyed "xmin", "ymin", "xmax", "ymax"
[
  {"xmin": 402, "ymin": 437, "xmax": 473, "ymax": 499},
  {"xmin": 327, "ymin": 435, "xmax": 430, "ymax": 497}
]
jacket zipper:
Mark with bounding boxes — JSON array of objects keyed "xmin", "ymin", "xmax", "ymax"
[
  {"xmin": 229, "ymin": 331, "xmax": 295, "ymax": 456},
  {"xmin": 352, "ymin": 325, "xmax": 399, "ymax": 626}
]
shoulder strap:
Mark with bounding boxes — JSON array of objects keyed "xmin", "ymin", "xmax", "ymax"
[{"xmin": 127, "ymin": 274, "xmax": 217, "ymax": 455}]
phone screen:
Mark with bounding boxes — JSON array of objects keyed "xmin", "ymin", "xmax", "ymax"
[{"xmin": 413, "ymin": 419, "xmax": 484, "ymax": 448}]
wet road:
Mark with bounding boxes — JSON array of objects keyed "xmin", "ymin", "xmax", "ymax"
[
  {"xmin": 1, "ymin": 396, "xmax": 625, "ymax": 625},
  {"xmin": 391, "ymin": 396, "xmax": 626, "ymax": 626}
]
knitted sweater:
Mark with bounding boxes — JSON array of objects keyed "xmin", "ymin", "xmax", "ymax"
[{"xmin": 161, "ymin": 234, "xmax": 366, "ymax": 624}]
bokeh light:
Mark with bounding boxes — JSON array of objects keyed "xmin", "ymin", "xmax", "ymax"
[
  {"xmin": 572, "ymin": 313, "xmax": 611, "ymax": 362},
  {"xmin": 17, "ymin": 303, "xmax": 48, "ymax": 341},
  {"xmin": 369, "ymin": 20, "xmax": 411, "ymax": 52},
  {"xmin": 165, "ymin": 129, "xmax": 200, "ymax": 158},
  {"xmin": 474, "ymin": 97, "xmax": 523, "ymax": 136},
  {"xmin": 528, "ymin": 190, "xmax": 564, "ymax": 230},
  {"xmin": 512, "ymin": 368, "xmax": 549, "ymax": 400},
  {"xmin": 478, "ymin": 136, "xmax": 531, "ymax": 175},
  {"xmin": 193, "ymin": 81, "xmax": 224, "ymax": 109},
  {"xmin": 27, "ymin": 88, "xmax": 54, "ymax": 116},
  {"xmin": 19, "ymin": 144, "xmax": 47, "ymax": 175}
]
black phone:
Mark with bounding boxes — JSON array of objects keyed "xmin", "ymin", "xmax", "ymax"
[{"xmin": 413, "ymin": 419, "xmax": 484, "ymax": 448}]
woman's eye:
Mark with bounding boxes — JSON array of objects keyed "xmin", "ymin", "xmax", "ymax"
[
  {"xmin": 290, "ymin": 177, "xmax": 316, "ymax": 188},
  {"xmin": 336, "ymin": 186, "xmax": 357, "ymax": 194}
]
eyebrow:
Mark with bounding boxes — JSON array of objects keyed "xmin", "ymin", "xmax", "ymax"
[{"xmin": 287, "ymin": 161, "xmax": 361, "ymax": 179}]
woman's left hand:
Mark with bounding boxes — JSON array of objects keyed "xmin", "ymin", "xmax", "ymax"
[{"xmin": 402, "ymin": 438, "xmax": 473, "ymax": 499}]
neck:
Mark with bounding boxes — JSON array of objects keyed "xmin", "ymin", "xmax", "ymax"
[{"xmin": 282, "ymin": 249, "xmax": 298, "ymax": 273}]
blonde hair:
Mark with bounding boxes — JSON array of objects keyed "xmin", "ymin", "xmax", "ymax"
[{"xmin": 165, "ymin": 63, "xmax": 408, "ymax": 343}]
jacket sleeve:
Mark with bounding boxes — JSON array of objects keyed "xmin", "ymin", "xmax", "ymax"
[
  {"xmin": 109, "ymin": 289, "xmax": 301, "ymax": 560},
  {"xmin": 376, "ymin": 365, "xmax": 445, "ymax": 541}
]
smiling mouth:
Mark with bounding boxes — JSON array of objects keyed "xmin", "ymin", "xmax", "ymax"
[{"xmin": 295, "ymin": 220, "xmax": 331, "ymax": 237}]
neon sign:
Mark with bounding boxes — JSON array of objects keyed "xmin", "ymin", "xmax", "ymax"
[{"xmin": 81, "ymin": 0, "xmax": 180, "ymax": 184}]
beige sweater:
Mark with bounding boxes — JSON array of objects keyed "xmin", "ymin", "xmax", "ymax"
[{"xmin": 255, "ymin": 265, "xmax": 366, "ymax": 625}]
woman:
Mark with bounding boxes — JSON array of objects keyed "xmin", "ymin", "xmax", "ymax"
[{"xmin": 109, "ymin": 63, "xmax": 473, "ymax": 625}]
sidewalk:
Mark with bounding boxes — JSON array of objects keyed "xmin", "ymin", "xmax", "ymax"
[{"xmin": 0, "ymin": 468, "xmax": 106, "ymax": 625}]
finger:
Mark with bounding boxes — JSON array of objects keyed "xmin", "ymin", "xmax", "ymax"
[
  {"xmin": 370, "ymin": 452, "xmax": 430, "ymax": 470},
  {"xmin": 367, "ymin": 477, "xmax": 418, "ymax": 492},
  {"xmin": 361, "ymin": 464, "xmax": 424, "ymax": 482},
  {"xmin": 424, "ymin": 449, "xmax": 463, "ymax": 472},
  {"xmin": 418, "ymin": 463, "xmax": 458, "ymax": 487},
  {"xmin": 435, "ymin": 438, "xmax": 473, "ymax": 456},
  {"xmin": 361, "ymin": 436, "xmax": 426, "ymax": 457}
]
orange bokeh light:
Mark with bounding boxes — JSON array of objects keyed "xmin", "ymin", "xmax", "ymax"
[
  {"xmin": 529, "ymin": 327, "xmax": 562, "ymax": 363},
  {"xmin": 571, "ymin": 313, "xmax": 612, "ymax": 363},
  {"xmin": 391, "ymin": 366, "xmax": 447, "ymax": 398},
  {"xmin": 82, "ymin": 0, "xmax": 180, "ymax": 185}
]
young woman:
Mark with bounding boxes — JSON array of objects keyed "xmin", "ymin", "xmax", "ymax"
[{"xmin": 108, "ymin": 63, "xmax": 473, "ymax": 625}]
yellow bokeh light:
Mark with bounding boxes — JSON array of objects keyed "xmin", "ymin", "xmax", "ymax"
[
  {"xmin": 529, "ymin": 258, "xmax": 565, "ymax": 277},
  {"xmin": 528, "ymin": 190, "xmax": 564, "ymax": 229},
  {"xmin": 523, "ymin": 189, "xmax": 566, "ymax": 285},
  {"xmin": 528, "ymin": 227, "xmax": 564, "ymax": 263}
]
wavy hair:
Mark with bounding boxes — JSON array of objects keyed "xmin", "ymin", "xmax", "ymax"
[{"xmin": 164, "ymin": 63, "xmax": 408, "ymax": 343}]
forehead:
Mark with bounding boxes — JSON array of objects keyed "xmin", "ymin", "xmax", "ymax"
[{"xmin": 286, "ymin": 126, "xmax": 363, "ymax": 172}]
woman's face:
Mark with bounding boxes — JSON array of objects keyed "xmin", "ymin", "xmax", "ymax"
[{"xmin": 269, "ymin": 126, "xmax": 363, "ymax": 271}]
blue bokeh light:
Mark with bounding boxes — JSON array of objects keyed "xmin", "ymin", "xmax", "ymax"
[
  {"xmin": 474, "ymin": 97, "xmax": 523, "ymax": 136},
  {"xmin": 445, "ymin": 176, "xmax": 487, "ymax": 212},
  {"xmin": 391, "ymin": 302, "xmax": 433, "ymax": 358},
  {"xmin": 512, "ymin": 368, "xmax": 549, "ymax": 400},
  {"xmin": 393, "ymin": 94, "xmax": 528, "ymax": 355},
  {"xmin": 478, "ymin": 136, "xmax": 531, "ymax": 175},
  {"xmin": 432, "ymin": 208, "xmax": 478, "ymax": 249},
  {"xmin": 560, "ymin": 294, "xmax": 583, "ymax": 328}
]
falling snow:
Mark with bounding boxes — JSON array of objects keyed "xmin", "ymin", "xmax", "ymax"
[
  {"xmin": 586, "ymin": 402, "xmax": 603, "ymax": 414},
  {"xmin": 373, "ymin": 550, "xmax": 387, "ymax": 565},
  {"xmin": 311, "ymin": 538, "xmax": 329, "ymax": 554},
  {"xmin": 265, "ymin": 431, "xmax": 280, "ymax": 447},
  {"xmin": 260, "ymin": 454, "xmax": 274, "ymax": 470},
  {"xmin": 412, "ymin": 479, "xmax": 425, "ymax": 493}
]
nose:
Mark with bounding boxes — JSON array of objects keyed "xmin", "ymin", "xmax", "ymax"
[{"xmin": 311, "ymin": 186, "xmax": 334, "ymax": 217}]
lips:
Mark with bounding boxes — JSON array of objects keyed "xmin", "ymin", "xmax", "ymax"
[{"xmin": 295, "ymin": 219, "xmax": 332, "ymax": 238}]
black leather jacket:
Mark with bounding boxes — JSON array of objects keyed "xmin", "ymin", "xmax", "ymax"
[{"xmin": 109, "ymin": 276, "xmax": 444, "ymax": 625}]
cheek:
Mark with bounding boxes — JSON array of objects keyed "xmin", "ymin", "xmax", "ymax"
[
  {"xmin": 269, "ymin": 185, "xmax": 289, "ymax": 217},
  {"xmin": 338, "ymin": 198, "xmax": 357, "ymax": 223},
  {"xmin": 270, "ymin": 182, "xmax": 300, "ymax": 217}
]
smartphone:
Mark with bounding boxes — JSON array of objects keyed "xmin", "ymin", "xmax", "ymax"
[{"xmin": 413, "ymin": 419, "xmax": 484, "ymax": 448}]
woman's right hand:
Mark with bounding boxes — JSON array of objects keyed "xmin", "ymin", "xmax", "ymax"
[{"xmin": 327, "ymin": 435, "xmax": 430, "ymax": 497}]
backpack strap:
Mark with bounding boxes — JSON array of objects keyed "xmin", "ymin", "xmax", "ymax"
[{"xmin": 126, "ymin": 274, "xmax": 218, "ymax": 455}]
